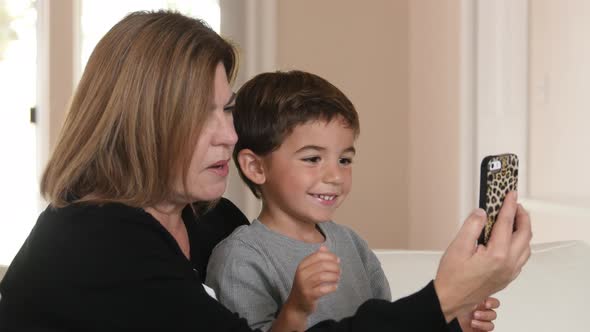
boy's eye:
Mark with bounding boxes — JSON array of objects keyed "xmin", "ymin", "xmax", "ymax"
[
  {"xmin": 339, "ymin": 157, "xmax": 353, "ymax": 165},
  {"xmin": 302, "ymin": 156, "xmax": 321, "ymax": 163}
]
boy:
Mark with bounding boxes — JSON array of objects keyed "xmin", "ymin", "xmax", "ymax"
[{"xmin": 206, "ymin": 71, "xmax": 498, "ymax": 332}]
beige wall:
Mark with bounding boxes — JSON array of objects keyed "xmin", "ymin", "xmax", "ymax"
[
  {"xmin": 408, "ymin": 1, "xmax": 463, "ymax": 249},
  {"xmin": 277, "ymin": 0, "xmax": 410, "ymax": 248},
  {"xmin": 277, "ymin": 0, "xmax": 466, "ymax": 250},
  {"xmin": 42, "ymin": 0, "xmax": 78, "ymax": 149}
]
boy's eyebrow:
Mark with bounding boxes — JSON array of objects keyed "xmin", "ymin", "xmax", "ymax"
[
  {"xmin": 295, "ymin": 145, "xmax": 356, "ymax": 154},
  {"xmin": 295, "ymin": 145, "xmax": 325, "ymax": 153},
  {"xmin": 223, "ymin": 92, "xmax": 237, "ymax": 110},
  {"xmin": 343, "ymin": 146, "xmax": 356, "ymax": 154}
]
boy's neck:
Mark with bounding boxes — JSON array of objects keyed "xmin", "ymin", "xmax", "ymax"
[{"xmin": 258, "ymin": 205, "xmax": 326, "ymax": 244}]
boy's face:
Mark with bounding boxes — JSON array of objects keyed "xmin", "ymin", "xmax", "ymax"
[{"xmin": 260, "ymin": 117, "xmax": 355, "ymax": 225}]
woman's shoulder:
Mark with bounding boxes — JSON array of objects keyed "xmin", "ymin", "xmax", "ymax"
[
  {"xmin": 32, "ymin": 203, "xmax": 160, "ymax": 246},
  {"xmin": 10, "ymin": 203, "xmax": 181, "ymax": 284},
  {"xmin": 39, "ymin": 202, "xmax": 150, "ymax": 225}
]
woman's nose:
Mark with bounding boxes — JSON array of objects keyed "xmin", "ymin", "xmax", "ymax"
[{"xmin": 214, "ymin": 113, "xmax": 238, "ymax": 146}]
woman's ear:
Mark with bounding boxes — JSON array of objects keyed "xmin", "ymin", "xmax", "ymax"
[{"xmin": 236, "ymin": 149, "xmax": 266, "ymax": 185}]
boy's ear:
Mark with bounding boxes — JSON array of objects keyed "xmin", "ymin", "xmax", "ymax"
[{"xmin": 237, "ymin": 149, "xmax": 266, "ymax": 185}]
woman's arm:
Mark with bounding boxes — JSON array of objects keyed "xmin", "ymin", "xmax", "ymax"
[{"xmin": 308, "ymin": 281, "xmax": 451, "ymax": 331}]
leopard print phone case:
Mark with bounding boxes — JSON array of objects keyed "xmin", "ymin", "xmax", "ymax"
[{"xmin": 478, "ymin": 154, "xmax": 519, "ymax": 245}]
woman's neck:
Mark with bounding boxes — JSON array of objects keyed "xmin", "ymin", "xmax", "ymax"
[{"xmin": 144, "ymin": 202, "xmax": 191, "ymax": 259}]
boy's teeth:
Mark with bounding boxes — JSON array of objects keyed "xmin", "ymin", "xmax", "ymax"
[{"xmin": 315, "ymin": 194, "xmax": 335, "ymax": 201}]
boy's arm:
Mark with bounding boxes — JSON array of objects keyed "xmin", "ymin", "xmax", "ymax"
[
  {"xmin": 206, "ymin": 240, "xmax": 280, "ymax": 332},
  {"xmin": 271, "ymin": 246, "xmax": 340, "ymax": 332},
  {"xmin": 270, "ymin": 304, "xmax": 308, "ymax": 332}
]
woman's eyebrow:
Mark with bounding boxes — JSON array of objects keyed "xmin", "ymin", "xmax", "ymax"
[{"xmin": 223, "ymin": 92, "xmax": 236, "ymax": 110}]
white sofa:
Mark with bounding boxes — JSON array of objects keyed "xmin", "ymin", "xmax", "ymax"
[{"xmin": 375, "ymin": 240, "xmax": 590, "ymax": 331}]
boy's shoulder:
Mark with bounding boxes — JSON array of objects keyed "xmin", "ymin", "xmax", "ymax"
[
  {"xmin": 210, "ymin": 221, "xmax": 271, "ymax": 257},
  {"xmin": 213, "ymin": 223, "xmax": 256, "ymax": 249}
]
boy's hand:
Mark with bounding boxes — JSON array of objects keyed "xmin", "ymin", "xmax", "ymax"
[
  {"xmin": 271, "ymin": 246, "xmax": 340, "ymax": 332},
  {"xmin": 285, "ymin": 245, "xmax": 341, "ymax": 314},
  {"xmin": 458, "ymin": 297, "xmax": 500, "ymax": 332}
]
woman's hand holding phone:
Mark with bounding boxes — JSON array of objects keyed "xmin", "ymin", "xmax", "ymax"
[{"xmin": 433, "ymin": 191, "xmax": 532, "ymax": 323}]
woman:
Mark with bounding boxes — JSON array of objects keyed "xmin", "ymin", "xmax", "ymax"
[{"xmin": 0, "ymin": 11, "xmax": 531, "ymax": 331}]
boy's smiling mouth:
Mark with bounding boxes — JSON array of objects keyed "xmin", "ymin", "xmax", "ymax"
[{"xmin": 310, "ymin": 193, "xmax": 339, "ymax": 205}]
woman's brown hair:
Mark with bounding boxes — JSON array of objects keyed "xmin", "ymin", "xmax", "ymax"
[{"xmin": 41, "ymin": 10, "xmax": 238, "ymax": 207}]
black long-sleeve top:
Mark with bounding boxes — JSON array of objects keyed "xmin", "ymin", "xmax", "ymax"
[{"xmin": 0, "ymin": 198, "xmax": 459, "ymax": 331}]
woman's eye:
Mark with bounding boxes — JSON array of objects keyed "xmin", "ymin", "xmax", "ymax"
[
  {"xmin": 302, "ymin": 156, "xmax": 321, "ymax": 163},
  {"xmin": 339, "ymin": 158, "xmax": 353, "ymax": 165}
]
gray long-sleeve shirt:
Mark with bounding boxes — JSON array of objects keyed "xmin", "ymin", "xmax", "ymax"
[{"xmin": 206, "ymin": 219, "xmax": 391, "ymax": 331}]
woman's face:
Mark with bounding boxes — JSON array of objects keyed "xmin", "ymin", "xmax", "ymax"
[{"xmin": 178, "ymin": 62, "xmax": 237, "ymax": 202}]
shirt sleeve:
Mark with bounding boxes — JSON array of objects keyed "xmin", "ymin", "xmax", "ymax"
[
  {"xmin": 365, "ymin": 249, "xmax": 392, "ymax": 301},
  {"xmin": 308, "ymin": 281, "xmax": 455, "ymax": 332},
  {"xmin": 206, "ymin": 239, "xmax": 280, "ymax": 332}
]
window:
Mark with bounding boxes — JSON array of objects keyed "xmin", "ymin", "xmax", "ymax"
[{"xmin": 0, "ymin": 0, "xmax": 37, "ymax": 265}]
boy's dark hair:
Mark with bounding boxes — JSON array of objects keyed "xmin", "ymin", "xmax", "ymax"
[{"xmin": 233, "ymin": 70, "xmax": 360, "ymax": 198}]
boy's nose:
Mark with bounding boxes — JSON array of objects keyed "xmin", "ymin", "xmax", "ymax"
[{"xmin": 323, "ymin": 164, "xmax": 344, "ymax": 184}]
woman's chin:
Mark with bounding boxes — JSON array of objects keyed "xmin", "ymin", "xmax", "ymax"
[{"xmin": 190, "ymin": 186, "xmax": 226, "ymax": 202}]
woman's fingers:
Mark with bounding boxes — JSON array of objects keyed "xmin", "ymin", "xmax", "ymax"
[
  {"xmin": 474, "ymin": 309, "xmax": 497, "ymax": 321},
  {"xmin": 471, "ymin": 319, "xmax": 495, "ymax": 331},
  {"xmin": 483, "ymin": 297, "xmax": 500, "ymax": 309},
  {"xmin": 510, "ymin": 204, "xmax": 533, "ymax": 266},
  {"xmin": 487, "ymin": 191, "xmax": 518, "ymax": 252}
]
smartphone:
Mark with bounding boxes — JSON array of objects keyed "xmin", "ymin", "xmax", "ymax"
[{"xmin": 478, "ymin": 153, "xmax": 519, "ymax": 245}]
